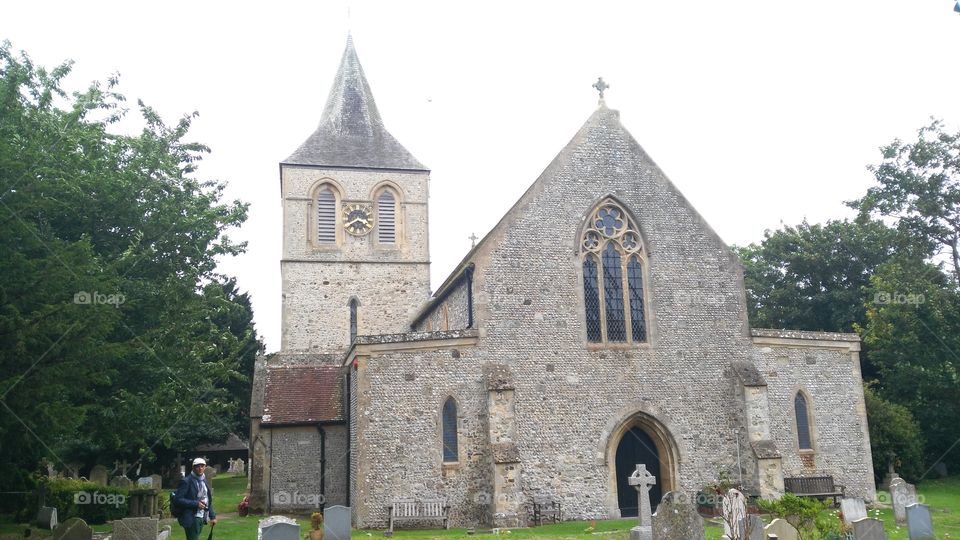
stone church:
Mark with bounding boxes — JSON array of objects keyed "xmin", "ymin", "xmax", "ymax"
[{"xmin": 249, "ymin": 36, "xmax": 876, "ymax": 527}]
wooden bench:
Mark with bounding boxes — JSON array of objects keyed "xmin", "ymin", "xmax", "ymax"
[
  {"xmin": 784, "ymin": 476, "xmax": 845, "ymax": 506},
  {"xmin": 528, "ymin": 498, "xmax": 562, "ymax": 526},
  {"xmin": 387, "ymin": 498, "xmax": 450, "ymax": 532}
]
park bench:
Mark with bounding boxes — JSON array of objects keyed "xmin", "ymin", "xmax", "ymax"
[
  {"xmin": 784, "ymin": 476, "xmax": 845, "ymax": 506},
  {"xmin": 528, "ymin": 497, "xmax": 562, "ymax": 526},
  {"xmin": 387, "ymin": 498, "xmax": 450, "ymax": 532}
]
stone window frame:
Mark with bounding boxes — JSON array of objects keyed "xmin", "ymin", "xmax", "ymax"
[
  {"xmin": 307, "ymin": 178, "xmax": 345, "ymax": 249},
  {"xmin": 440, "ymin": 396, "xmax": 461, "ymax": 467},
  {"xmin": 792, "ymin": 388, "xmax": 817, "ymax": 454},
  {"xmin": 348, "ymin": 297, "xmax": 360, "ymax": 344},
  {"xmin": 370, "ymin": 181, "xmax": 404, "ymax": 250},
  {"xmin": 578, "ymin": 197, "xmax": 652, "ymax": 348}
]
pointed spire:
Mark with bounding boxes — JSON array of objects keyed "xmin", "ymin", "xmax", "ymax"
[{"xmin": 284, "ymin": 36, "xmax": 426, "ymax": 170}]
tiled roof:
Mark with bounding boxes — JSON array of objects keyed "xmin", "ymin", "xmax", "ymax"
[
  {"xmin": 262, "ymin": 364, "xmax": 343, "ymax": 425},
  {"xmin": 283, "ymin": 35, "xmax": 426, "ymax": 171},
  {"xmin": 194, "ymin": 433, "xmax": 249, "ymax": 452}
]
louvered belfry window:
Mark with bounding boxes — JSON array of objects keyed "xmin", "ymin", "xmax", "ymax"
[
  {"xmin": 317, "ymin": 188, "xmax": 337, "ymax": 244},
  {"xmin": 442, "ymin": 397, "xmax": 458, "ymax": 462},
  {"xmin": 377, "ymin": 189, "xmax": 396, "ymax": 244},
  {"xmin": 580, "ymin": 199, "xmax": 648, "ymax": 344},
  {"xmin": 795, "ymin": 392, "xmax": 813, "ymax": 450}
]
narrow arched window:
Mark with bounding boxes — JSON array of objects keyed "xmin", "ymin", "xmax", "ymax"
[
  {"xmin": 377, "ymin": 189, "xmax": 396, "ymax": 244},
  {"xmin": 349, "ymin": 299, "xmax": 358, "ymax": 344},
  {"xmin": 795, "ymin": 392, "xmax": 813, "ymax": 450},
  {"xmin": 580, "ymin": 200, "xmax": 648, "ymax": 344},
  {"xmin": 317, "ymin": 187, "xmax": 337, "ymax": 244},
  {"xmin": 442, "ymin": 398, "xmax": 458, "ymax": 462}
]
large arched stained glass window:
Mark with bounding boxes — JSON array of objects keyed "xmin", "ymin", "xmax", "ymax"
[
  {"xmin": 581, "ymin": 200, "xmax": 648, "ymax": 344},
  {"xmin": 442, "ymin": 397, "xmax": 458, "ymax": 462},
  {"xmin": 795, "ymin": 392, "xmax": 813, "ymax": 450}
]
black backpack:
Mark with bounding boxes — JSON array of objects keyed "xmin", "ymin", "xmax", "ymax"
[{"xmin": 169, "ymin": 490, "xmax": 185, "ymax": 515}]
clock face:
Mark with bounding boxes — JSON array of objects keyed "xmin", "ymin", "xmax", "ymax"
[{"xmin": 343, "ymin": 203, "xmax": 374, "ymax": 236}]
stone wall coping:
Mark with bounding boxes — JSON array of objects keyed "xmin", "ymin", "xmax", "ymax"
[
  {"xmin": 354, "ymin": 328, "xmax": 479, "ymax": 346},
  {"xmin": 751, "ymin": 328, "xmax": 860, "ymax": 342}
]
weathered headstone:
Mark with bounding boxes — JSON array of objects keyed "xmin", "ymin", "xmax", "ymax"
[
  {"xmin": 932, "ymin": 462, "xmax": 948, "ymax": 478},
  {"xmin": 890, "ymin": 477, "xmax": 917, "ymax": 525},
  {"xmin": 89, "ymin": 465, "xmax": 109, "ymax": 487},
  {"xmin": 205, "ymin": 466, "xmax": 217, "ymax": 480},
  {"xmin": 747, "ymin": 515, "xmax": 765, "ymax": 540},
  {"xmin": 628, "ymin": 464, "xmax": 656, "ymax": 540},
  {"xmin": 721, "ymin": 488, "xmax": 746, "ymax": 540},
  {"xmin": 137, "ymin": 476, "xmax": 155, "ymax": 488},
  {"xmin": 651, "ymin": 491, "xmax": 705, "ymax": 540},
  {"xmin": 324, "ymin": 505, "xmax": 352, "ymax": 540},
  {"xmin": 764, "ymin": 518, "xmax": 798, "ymax": 540},
  {"xmin": 840, "ymin": 497, "xmax": 868, "ymax": 526},
  {"xmin": 906, "ymin": 503, "xmax": 934, "ymax": 539},
  {"xmin": 157, "ymin": 524, "xmax": 172, "ymax": 540},
  {"xmin": 112, "ymin": 516, "xmax": 158, "ymax": 540},
  {"xmin": 259, "ymin": 515, "xmax": 300, "ymax": 540},
  {"xmin": 110, "ymin": 475, "xmax": 133, "ymax": 488},
  {"xmin": 35, "ymin": 506, "xmax": 58, "ymax": 529},
  {"xmin": 851, "ymin": 517, "xmax": 886, "ymax": 540},
  {"xmin": 150, "ymin": 474, "xmax": 163, "ymax": 489},
  {"xmin": 52, "ymin": 517, "xmax": 93, "ymax": 540}
]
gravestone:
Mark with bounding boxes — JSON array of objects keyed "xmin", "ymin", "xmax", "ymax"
[
  {"xmin": 205, "ymin": 466, "xmax": 217, "ymax": 480},
  {"xmin": 157, "ymin": 525, "xmax": 172, "ymax": 540},
  {"xmin": 890, "ymin": 477, "xmax": 917, "ymax": 525},
  {"xmin": 110, "ymin": 475, "xmax": 133, "ymax": 488},
  {"xmin": 651, "ymin": 491, "xmax": 705, "ymax": 540},
  {"xmin": 325, "ymin": 505, "xmax": 352, "ymax": 540},
  {"xmin": 52, "ymin": 517, "xmax": 93, "ymax": 540},
  {"xmin": 840, "ymin": 498, "xmax": 868, "ymax": 526},
  {"xmin": 111, "ymin": 517, "xmax": 158, "ymax": 540},
  {"xmin": 35, "ymin": 506, "xmax": 58, "ymax": 529},
  {"xmin": 764, "ymin": 518, "xmax": 798, "ymax": 540},
  {"xmin": 747, "ymin": 515, "xmax": 765, "ymax": 540},
  {"xmin": 259, "ymin": 515, "xmax": 300, "ymax": 540},
  {"xmin": 89, "ymin": 465, "xmax": 109, "ymax": 487},
  {"xmin": 721, "ymin": 488, "xmax": 746, "ymax": 539},
  {"xmin": 137, "ymin": 476, "xmax": 155, "ymax": 488},
  {"xmin": 151, "ymin": 474, "xmax": 163, "ymax": 489},
  {"xmin": 851, "ymin": 517, "xmax": 886, "ymax": 540},
  {"xmin": 906, "ymin": 503, "xmax": 934, "ymax": 539},
  {"xmin": 628, "ymin": 464, "xmax": 656, "ymax": 540},
  {"xmin": 932, "ymin": 462, "xmax": 948, "ymax": 478}
]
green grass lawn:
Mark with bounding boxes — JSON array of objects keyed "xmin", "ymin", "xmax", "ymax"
[{"xmin": 2, "ymin": 475, "xmax": 957, "ymax": 539}]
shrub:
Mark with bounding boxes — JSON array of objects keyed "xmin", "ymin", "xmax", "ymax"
[{"xmin": 24, "ymin": 477, "xmax": 129, "ymax": 524}]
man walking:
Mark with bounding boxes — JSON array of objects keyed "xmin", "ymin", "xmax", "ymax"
[{"xmin": 174, "ymin": 458, "xmax": 217, "ymax": 539}]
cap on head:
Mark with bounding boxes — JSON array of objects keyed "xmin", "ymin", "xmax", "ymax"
[{"xmin": 192, "ymin": 458, "xmax": 207, "ymax": 466}]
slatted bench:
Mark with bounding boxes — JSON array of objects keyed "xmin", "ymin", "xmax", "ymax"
[
  {"xmin": 387, "ymin": 498, "xmax": 450, "ymax": 532},
  {"xmin": 784, "ymin": 476, "xmax": 845, "ymax": 506},
  {"xmin": 528, "ymin": 498, "xmax": 562, "ymax": 526}
]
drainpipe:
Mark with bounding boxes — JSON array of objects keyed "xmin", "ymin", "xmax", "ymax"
[{"xmin": 318, "ymin": 426, "xmax": 326, "ymax": 504}]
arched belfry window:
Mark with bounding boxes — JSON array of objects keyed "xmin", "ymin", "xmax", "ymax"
[
  {"xmin": 442, "ymin": 397, "xmax": 458, "ymax": 462},
  {"xmin": 316, "ymin": 186, "xmax": 338, "ymax": 244},
  {"xmin": 795, "ymin": 392, "xmax": 813, "ymax": 450},
  {"xmin": 377, "ymin": 188, "xmax": 397, "ymax": 245},
  {"xmin": 581, "ymin": 199, "xmax": 648, "ymax": 344}
]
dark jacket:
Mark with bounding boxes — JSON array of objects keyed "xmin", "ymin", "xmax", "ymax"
[{"xmin": 174, "ymin": 473, "xmax": 216, "ymax": 529}]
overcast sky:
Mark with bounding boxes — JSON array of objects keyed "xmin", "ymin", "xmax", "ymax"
[{"xmin": 3, "ymin": 1, "xmax": 959, "ymax": 352}]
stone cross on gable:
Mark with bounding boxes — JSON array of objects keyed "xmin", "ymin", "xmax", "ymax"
[
  {"xmin": 593, "ymin": 77, "xmax": 610, "ymax": 100},
  {"xmin": 469, "ymin": 233, "xmax": 478, "ymax": 248},
  {"xmin": 628, "ymin": 463, "xmax": 656, "ymax": 538}
]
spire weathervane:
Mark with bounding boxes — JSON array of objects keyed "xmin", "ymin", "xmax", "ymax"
[{"xmin": 593, "ymin": 77, "xmax": 609, "ymax": 101}]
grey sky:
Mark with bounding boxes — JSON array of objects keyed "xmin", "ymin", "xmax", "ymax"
[{"xmin": 3, "ymin": 1, "xmax": 958, "ymax": 351}]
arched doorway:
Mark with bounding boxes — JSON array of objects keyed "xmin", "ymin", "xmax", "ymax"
[
  {"xmin": 615, "ymin": 426, "xmax": 662, "ymax": 516},
  {"xmin": 604, "ymin": 411, "xmax": 679, "ymax": 519}
]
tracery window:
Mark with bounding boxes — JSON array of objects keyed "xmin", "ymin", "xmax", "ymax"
[
  {"xmin": 442, "ymin": 397, "xmax": 458, "ymax": 462},
  {"xmin": 581, "ymin": 200, "xmax": 648, "ymax": 344},
  {"xmin": 377, "ymin": 189, "xmax": 397, "ymax": 245},
  {"xmin": 795, "ymin": 392, "xmax": 813, "ymax": 450},
  {"xmin": 316, "ymin": 186, "xmax": 338, "ymax": 244}
]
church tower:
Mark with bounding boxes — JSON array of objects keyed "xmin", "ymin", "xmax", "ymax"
[{"xmin": 279, "ymin": 36, "xmax": 431, "ymax": 354}]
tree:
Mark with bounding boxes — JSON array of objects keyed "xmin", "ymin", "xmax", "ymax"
[
  {"xmin": 863, "ymin": 384, "xmax": 925, "ymax": 483},
  {"xmin": 850, "ymin": 119, "xmax": 960, "ymax": 288},
  {"xmin": 0, "ymin": 41, "xmax": 258, "ymax": 508}
]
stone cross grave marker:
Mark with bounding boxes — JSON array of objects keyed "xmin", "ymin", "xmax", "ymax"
[
  {"xmin": 325, "ymin": 505, "xmax": 352, "ymax": 540},
  {"xmin": 51, "ymin": 517, "xmax": 93, "ymax": 540},
  {"xmin": 259, "ymin": 515, "xmax": 301, "ymax": 540},
  {"xmin": 764, "ymin": 518, "xmax": 798, "ymax": 540},
  {"xmin": 651, "ymin": 491, "xmax": 705, "ymax": 540},
  {"xmin": 721, "ymin": 488, "xmax": 747, "ymax": 539},
  {"xmin": 906, "ymin": 503, "xmax": 934, "ymax": 539},
  {"xmin": 840, "ymin": 497, "xmax": 868, "ymax": 526},
  {"xmin": 851, "ymin": 517, "xmax": 886, "ymax": 540},
  {"xmin": 628, "ymin": 464, "xmax": 656, "ymax": 540},
  {"xmin": 89, "ymin": 465, "xmax": 109, "ymax": 487},
  {"xmin": 112, "ymin": 517, "xmax": 158, "ymax": 540},
  {"xmin": 890, "ymin": 477, "xmax": 917, "ymax": 525}
]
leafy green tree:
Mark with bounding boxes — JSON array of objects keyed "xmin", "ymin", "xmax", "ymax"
[
  {"xmin": 850, "ymin": 119, "xmax": 960, "ymax": 288},
  {"xmin": 0, "ymin": 41, "xmax": 258, "ymax": 509},
  {"xmin": 863, "ymin": 384, "xmax": 925, "ymax": 483}
]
